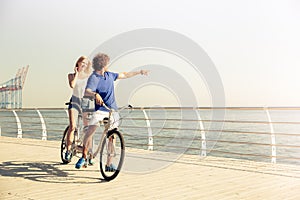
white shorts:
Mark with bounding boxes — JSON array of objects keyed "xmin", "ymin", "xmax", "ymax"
[{"xmin": 89, "ymin": 110, "xmax": 120, "ymax": 128}]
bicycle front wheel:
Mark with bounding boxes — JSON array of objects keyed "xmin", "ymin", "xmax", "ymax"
[{"xmin": 99, "ymin": 129, "xmax": 125, "ymax": 181}]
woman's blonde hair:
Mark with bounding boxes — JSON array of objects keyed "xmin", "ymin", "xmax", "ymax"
[{"xmin": 75, "ymin": 56, "xmax": 92, "ymax": 74}]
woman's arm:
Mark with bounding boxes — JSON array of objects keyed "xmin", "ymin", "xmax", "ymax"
[
  {"xmin": 68, "ymin": 73, "xmax": 77, "ymax": 88},
  {"xmin": 68, "ymin": 67, "xmax": 79, "ymax": 88}
]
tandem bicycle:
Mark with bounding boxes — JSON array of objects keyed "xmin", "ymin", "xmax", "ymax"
[{"xmin": 61, "ymin": 97, "xmax": 131, "ymax": 181}]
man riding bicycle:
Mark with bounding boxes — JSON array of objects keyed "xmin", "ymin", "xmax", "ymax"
[{"xmin": 75, "ymin": 53, "xmax": 149, "ymax": 169}]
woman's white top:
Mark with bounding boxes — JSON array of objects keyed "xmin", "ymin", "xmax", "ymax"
[{"xmin": 72, "ymin": 77, "xmax": 88, "ymax": 98}]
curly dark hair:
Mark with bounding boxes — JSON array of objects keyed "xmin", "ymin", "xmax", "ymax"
[{"xmin": 92, "ymin": 53, "xmax": 110, "ymax": 70}]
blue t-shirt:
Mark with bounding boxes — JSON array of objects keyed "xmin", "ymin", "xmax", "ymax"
[{"xmin": 86, "ymin": 71, "xmax": 119, "ymax": 112}]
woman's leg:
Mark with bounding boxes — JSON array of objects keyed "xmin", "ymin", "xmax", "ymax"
[{"xmin": 66, "ymin": 109, "xmax": 76, "ymax": 151}]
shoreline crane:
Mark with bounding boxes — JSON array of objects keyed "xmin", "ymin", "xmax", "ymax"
[{"xmin": 0, "ymin": 66, "xmax": 29, "ymax": 109}]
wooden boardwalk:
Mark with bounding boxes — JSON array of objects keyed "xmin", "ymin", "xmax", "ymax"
[{"xmin": 0, "ymin": 136, "xmax": 299, "ymax": 200}]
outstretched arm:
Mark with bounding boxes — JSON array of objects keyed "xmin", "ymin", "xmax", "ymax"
[{"xmin": 118, "ymin": 70, "xmax": 149, "ymax": 79}]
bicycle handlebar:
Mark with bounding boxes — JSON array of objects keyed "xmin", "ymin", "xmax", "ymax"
[{"xmin": 65, "ymin": 97, "xmax": 132, "ymax": 113}]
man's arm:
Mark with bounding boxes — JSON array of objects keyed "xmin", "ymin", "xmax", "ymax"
[
  {"xmin": 118, "ymin": 70, "xmax": 149, "ymax": 79},
  {"xmin": 84, "ymin": 88, "xmax": 96, "ymax": 97},
  {"xmin": 85, "ymin": 88, "xmax": 103, "ymax": 105}
]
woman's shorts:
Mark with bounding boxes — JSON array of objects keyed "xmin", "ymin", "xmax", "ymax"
[{"xmin": 68, "ymin": 95, "xmax": 81, "ymax": 112}]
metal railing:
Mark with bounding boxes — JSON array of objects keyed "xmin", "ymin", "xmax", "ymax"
[{"xmin": 0, "ymin": 107, "xmax": 299, "ymax": 165}]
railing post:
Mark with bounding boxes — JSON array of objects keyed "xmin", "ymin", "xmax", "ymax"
[
  {"xmin": 36, "ymin": 110, "xmax": 47, "ymax": 140},
  {"xmin": 265, "ymin": 107, "xmax": 276, "ymax": 163},
  {"xmin": 12, "ymin": 110, "xmax": 22, "ymax": 138},
  {"xmin": 65, "ymin": 109, "xmax": 69, "ymax": 117},
  {"xmin": 196, "ymin": 110, "xmax": 206, "ymax": 157},
  {"xmin": 142, "ymin": 109, "xmax": 153, "ymax": 150}
]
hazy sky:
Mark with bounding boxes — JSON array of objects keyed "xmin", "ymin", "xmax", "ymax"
[{"xmin": 1, "ymin": 0, "xmax": 299, "ymax": 108}]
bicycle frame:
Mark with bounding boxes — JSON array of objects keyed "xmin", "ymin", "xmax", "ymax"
[
  {"xmin": 92, "ymin": 103, "xmax": 129, "ymax": 159},
  {"xmin": 65, "ymin": 101, "xmax": 89, "ymax": 145},
  {"xmin": 66, "ymin": 98, "xmax": 130, "ymax": 159}
]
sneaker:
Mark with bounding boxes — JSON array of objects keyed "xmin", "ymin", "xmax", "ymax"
[
  {"xmin": 87, "ymin": 151, "xmax": 94, "ymax": 166},
  {"xmin": 64, "ymin": 151, "xmax": 72, "ymax": 162},
  {"xmin": 75, "ymin": 157, "xmax": 87, "ymax": 169},
  {"xmin": 105, "ymin": 164, "xmax": 117, "ymax": 172},
  {"xmin": 88, "ymin": 158, "xmax": 94, "ymax": 166}
]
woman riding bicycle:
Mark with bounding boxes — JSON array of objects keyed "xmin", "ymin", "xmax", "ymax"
[
  {"xmin": 75, "ymin": 52, "xmax": 149, "ymax": 169},
  {"xmin": 65, "ymin": 56, "xmax": 92, "ymax": 162}
]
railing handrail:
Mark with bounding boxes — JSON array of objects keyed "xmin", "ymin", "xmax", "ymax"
[
  {"xmin": 1, "ymin": 106, "xmax": 300, "ymax": 110},
  {"xmin": 1, "ymin": 107, "xmax": 300, "ymax": 165}
]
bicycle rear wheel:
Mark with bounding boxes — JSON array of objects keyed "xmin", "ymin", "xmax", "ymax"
[
  {"xmin": 99, "ymin": 129, "xmax": 125, "ymax": 181},
  {"xmin": 61, "ymin": 126, "xmax": 71, "ymax": 164}
]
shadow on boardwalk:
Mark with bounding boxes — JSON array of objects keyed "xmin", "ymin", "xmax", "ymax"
[{"xmin": 0, "ymin": 161, "xmax": 106, "ymax": 184}]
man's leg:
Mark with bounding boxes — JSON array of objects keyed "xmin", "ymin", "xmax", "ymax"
[
  {"xmin": 75, "ymin": 125, "xmax": 97, "ymax": 169},
  {"xmin": 106, "ymin": 136, "xmax": 114, "ymax": 166},
  {"xmin": 82, "ymin": 125, "xmax": 98, "ymax": 158}
]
